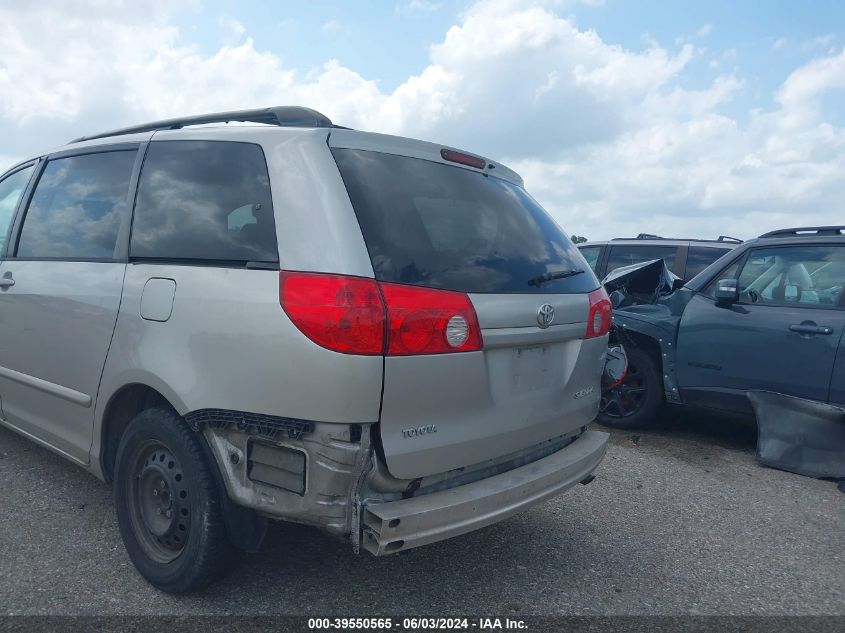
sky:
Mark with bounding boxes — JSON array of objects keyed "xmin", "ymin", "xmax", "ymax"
[{"xmin": 0, "ymin": 0, "xmax": 843, "ymax": 241}]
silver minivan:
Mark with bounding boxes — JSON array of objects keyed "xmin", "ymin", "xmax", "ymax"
[{"xmin": 0, "ymin": 106, "xmax": 610, "ymax": 592}]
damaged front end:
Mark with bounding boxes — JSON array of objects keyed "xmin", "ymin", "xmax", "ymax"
[
  {"xmin": 601, "ymin": 258, "xmax": 684, "ymax": 309},
  {"xmin": 599, "ymin": 259, "xmax": 692, "ymax": 408}
]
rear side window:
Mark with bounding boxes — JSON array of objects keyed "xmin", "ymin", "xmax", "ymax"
[
  {"xmin": 685, "ymin": 246, "xmax": 731, "ymax": 279},
  {"xmin": 17, "ymin": 151, "xmax": 136, "ymax": 259},
  {"xmin": 578, "ymin": 246, "xmax": 602, "ymax": 273},
  {"xmin": 0, "ymin": 165, "xmax": 34, "ymax": 245},
  {"xmin": 131, "ymin": 141, "xmax": 277, "ymax": 263},
  {"xmin": 332, "ymin": 149, "xmax": 596, "ymax": 294},
  {"xmin": 606, "ymin": 245, "xmax": 678, "ymax": 276}
]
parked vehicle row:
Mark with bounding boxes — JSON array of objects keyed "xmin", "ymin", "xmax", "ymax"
[
  {"xmin": 0, "ymin": 107, "xmax": 611, "ymax": 592},
  {"xmin": 577, "ymin": 234, "xmax": 741, "ymax": 281}
]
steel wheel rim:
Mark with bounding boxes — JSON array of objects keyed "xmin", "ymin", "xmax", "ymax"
[
  {"xmin": 126, "ymin": 441, "xmax": 191, "ymax": 563},
  {"xmin": 601, "ymin": 362, "xmax": 647, "ymax": 418}
]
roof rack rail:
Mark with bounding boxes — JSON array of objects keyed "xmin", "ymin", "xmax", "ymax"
[
  {"xmin": 717, "ymin": 235, "xmax": 743, "ymax": 243},
  {"xmin": 71, "ymin": 106, "xmax": 336, "ymax": 143},
  {"xmin": 609, "ymin": 234, "xmax": 664, "ymax": 241},
  {"xmin": 759, "ymin": 226, "xmax": 845, "ymax": 239}
]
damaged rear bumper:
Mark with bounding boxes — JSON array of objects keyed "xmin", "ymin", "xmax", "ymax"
[{"xmin": 360, "ymin": 430, "xmax": 608, "ymax": 555}]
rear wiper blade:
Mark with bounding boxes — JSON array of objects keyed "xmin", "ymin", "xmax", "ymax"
[{"xmin": 527, "ymin": 269, "xmax": 585, "ymax": 287}]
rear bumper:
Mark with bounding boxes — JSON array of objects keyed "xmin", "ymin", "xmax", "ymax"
[{"xmin": 360, "ymin": 429, "xmax": 608, "ymax": 555}]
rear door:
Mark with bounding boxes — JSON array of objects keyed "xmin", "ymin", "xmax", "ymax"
[
  {"xmin": 676, "ymin": 244, "xmax": 845, "ymax": 413},
  {"xmin": 331, "ymin": 142, "xmax": 606, "ymax": 479},
  {"xmin": 0, "ymin": 147, "xmax": 138, "ymax": 462}
]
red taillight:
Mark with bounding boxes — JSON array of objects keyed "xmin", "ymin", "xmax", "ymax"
[
  {"xmin": 440, "ymin": 148, "xmax": 486, "ymax": 170},
  {"xmin": 380, "ymin": 282, "xmax": 482, "ymax": 355},
  {"xmin": 279, "ymin": 272, "xmax": 483, "ymax": 356},
  {"xmin": 279, "ymin": 272, "xmax": 385, "ymax": 355},
  {"xmin": 585, "ymin": 287, "xmax": 612, "ymax": 339}
]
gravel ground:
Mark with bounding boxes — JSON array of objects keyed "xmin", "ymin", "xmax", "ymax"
[{"xmin": 0, "ymin": 409, "xmax": 842, "ymax": 616}]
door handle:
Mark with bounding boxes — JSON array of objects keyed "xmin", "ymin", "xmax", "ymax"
[
  {"xmin": 0, "ymin": 277, "xmax": 14, "ymax": 288},
  {"xmin": 789, "ymin": 323, "xmax": 833, "ymax": 335}
]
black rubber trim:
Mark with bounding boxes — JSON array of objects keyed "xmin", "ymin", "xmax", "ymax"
[{"xmin": 184, "ymin": 409, "xmax": 314, "ymax": 440}]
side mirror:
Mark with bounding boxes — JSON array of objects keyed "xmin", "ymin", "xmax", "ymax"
[
  {"xmin": 714, "ymin": 278, "xmax": 739, "ymax": 303},
  {"xmin": 609, "ymin": 290, "xmax": 625, "ymax": 309}
]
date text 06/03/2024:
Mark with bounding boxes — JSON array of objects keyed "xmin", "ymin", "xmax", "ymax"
[{"xmin": 307, "ymin": 617, "xmax": 528, "ymax": 630}]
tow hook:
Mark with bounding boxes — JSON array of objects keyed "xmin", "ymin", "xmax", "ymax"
[{"xmin": 580, "ymin": 474, "xmax": 596, "ymax": 485}]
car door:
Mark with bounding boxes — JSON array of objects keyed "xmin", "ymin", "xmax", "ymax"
[
  {"xmin": 0, "ymin": 146, "xmax": 139, "ymax": 463},
  {"xmin": 676, "ymin": 243, "xmax": 845, "ymax": 414},
  {"xmin": 0, "ymin": 162, "xmax": 38, "ymax": 420}
]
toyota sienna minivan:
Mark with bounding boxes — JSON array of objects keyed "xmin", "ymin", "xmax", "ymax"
[{"xmin": 0, "ymin": 106, "xmax": 610, "ymax": 592}]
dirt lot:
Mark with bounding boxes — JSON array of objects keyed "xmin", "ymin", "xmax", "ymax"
[{"xmin": 0, "ymin": 409, "xmax": 842, "ymax": 616}]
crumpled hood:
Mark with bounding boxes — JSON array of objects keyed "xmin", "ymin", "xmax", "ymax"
[{"xmin": 601, "ymin": 258, "xmax": 683, "ymax": 306}]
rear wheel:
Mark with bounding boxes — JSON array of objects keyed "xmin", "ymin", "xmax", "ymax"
[
  {"xmin": 597, "ymin": 345, "xmax": 663, "ymax": 429},
  {"xmin": 114, "ymin": 407, "xmax": 236, "ymax": 592}
]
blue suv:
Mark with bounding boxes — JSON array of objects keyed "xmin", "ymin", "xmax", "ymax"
[{"xmin": 598, "ymin": 226, "xmax": 845, "ymax": 429}]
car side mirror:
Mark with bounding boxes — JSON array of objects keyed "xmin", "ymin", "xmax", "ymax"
[
  {"xmin": 714, "ymin": 278, "xmax": 739, "ymax": 303},
  {"xmin": 609, "ymin": 290, "xmax": 625, "ymax": 309}
]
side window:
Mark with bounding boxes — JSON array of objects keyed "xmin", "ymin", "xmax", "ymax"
[
  {"xmin": 606, "ymin": 245, "xmax": 677, "ymax": 275},
  {"xmin": 17, "ymin": 151, "xmax": 136, "ymax": 259},
  {"xmin": 227, "ymin": 204, "xmax": 258, "ymax": 231},
  {"xmin": 577, "ymin": 246, "xmax": 602, "ymax": 273},
  {"xmin": 735, "ymin": 245, "xmax": 844, "ymax": 308},
  {"xmin": 0, "ymin": 165, "xmax": 35, "ymax": 246},
  {"xmin": 685, "ymin": 246, "xmax": 731, "ymax": 279},
  {"xmin": 131, "ymin": 141, "xmax": 277, "ymax": 263}
]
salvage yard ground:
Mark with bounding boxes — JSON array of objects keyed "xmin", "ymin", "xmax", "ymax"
[{"xmin": 0, "ymin": 409, "xmax": 842, "ymax": 615}]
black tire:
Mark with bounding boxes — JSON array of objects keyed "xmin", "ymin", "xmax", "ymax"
[
  {"xmin": 597, "ymin": 345, "xmax": 664, "ymax": 429},
  {"xmin": 114, "ymin": 407, "xmax": 236, "ymax": 592}
]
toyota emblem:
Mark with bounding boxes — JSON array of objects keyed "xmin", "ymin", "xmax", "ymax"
[{"xmin": 537, "ymin": 304, "xmax": 555, "ymax": 329}]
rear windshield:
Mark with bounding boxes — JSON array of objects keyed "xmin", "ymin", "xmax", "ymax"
[{"xmin": 332, "ymin": 149, "xmax": 597, "ymax": 294}]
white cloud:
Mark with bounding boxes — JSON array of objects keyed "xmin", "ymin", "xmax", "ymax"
[
  {"xmin": 777, "ymin": 47, "xmax": 845, "ymax": 109},
  {"xmin": 802, "ymin": 34, "xmax": 836, "ymax": 52},
  {"xmin": 396, "ymin": 0, "xmax": 443, "ymax": 14},
  {"xmin": 696, "ymin": 24, "xmax": 713, "ymax": 38},
  {"xmin": 321, "ymin": 19, "xmax": 346, "ymax": 34},
  {"xmin": 219, "ymin": 16, "xmax": 246, "ymax": 39},
  {"xmin": 0, "ymin": 0, "xmax": 843, "ymax": 239}
]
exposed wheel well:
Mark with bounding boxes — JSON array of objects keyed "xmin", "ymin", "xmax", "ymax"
[
  {"xmin": 99, "ymin": 384, "xmax": 267, "ymax": 552},
  {"xmin": 100, "ymin": 384, "xmax": 174, "ymax": 482},
  {"xmin": 622, "ymin": 330, "xmax": 664, "ymax": 388}
]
